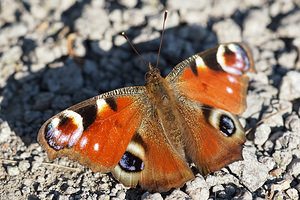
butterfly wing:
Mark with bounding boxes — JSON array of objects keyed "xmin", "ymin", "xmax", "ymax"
[
  {"xmin": 166, "ymin": 43, "xmax": 255, "ymax": 115},
  {"xmin": 38, "ymin": 86, "xmax": 147, "ymax": 172},
  {"xmin": 166, "ymin": 43, "xmax": 254, "ymax": 175},
  {"xmin": 177, "ymin": 96, "xmax": 245, "ymax": 175},
  {"xmin": 112, "ymin": 107, "xmax": 194, "ymax": 192}
]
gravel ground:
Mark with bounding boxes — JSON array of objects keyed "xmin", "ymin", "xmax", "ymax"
[{"xmin": 1, "ymin": 0, "xmax": 300, "ymax": 199}]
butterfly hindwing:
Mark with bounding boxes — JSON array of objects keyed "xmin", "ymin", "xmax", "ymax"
[
  {"xmin": 166, "ymin": 43, "xmax": 255, "ymax": 114},
  {"xmin": 176, "ymin": 96, "xmax": 245, "ymax": 175},
  {"xmin": 38, "ymin": 86, "xmax": 147, "ymax": 172},
  {"xmin": 112, "ymin": 111, "xmax": 194, "ymax": 192}
]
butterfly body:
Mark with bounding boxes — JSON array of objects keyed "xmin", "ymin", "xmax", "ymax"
[{"xmin": 38, "ymin": 43, "xmax": 254, "ymax": 192}]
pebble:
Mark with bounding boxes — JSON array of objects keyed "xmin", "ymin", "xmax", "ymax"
[
  {"xmin": 0, "ymin": 121, "xmax": 11, "ymax": 143},
  {"xmin": 254, "ymin": 124, "xmax": 271, "ymax": 146},
  {"xmin": 279, "ymin": 71, "xmax": 300, "ymax": 101},
  {"xmin": 185, "ymin": 176, "xmax": 209, "ymax": 200},
  {"xmin": 141, "ymin": 192, "xmax": 163, "ymax": 200},
  {"xmin": 229, "ymin": 146, "xmax": 269, "ymax": 192},
  {"xmin": 117, "ymin": 0, "xmax": 138, "ymax": 8},
  {"xmin": 7, "ymin": 166, "xmax": 20, "ymax": 176},
  {"xmin": 19, "ymin": 160, "xmax": 31, "ymax": 172},
  {"xmin": 212, "ymin": 19, "xmax": 242, "ymax": 43}
]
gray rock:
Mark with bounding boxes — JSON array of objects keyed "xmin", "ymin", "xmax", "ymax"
[
  {"xmin": 229, "ymin": 146, "xmax": 269, "ymax": 192},
  {"xmin": 7, "ymin": 166, "xmax": 20, "ymax": 176},
  {"xmin": 243, "ymin": 8, "xmax": 271, "ymax": 44},
  {"xmin": 286, "ymin": 188, "xmax": 299, "ymax": 200},
  {"xmin": 278, "ymin": 11, "xmax": 300, "ymax": 38},
  {"xmin": 254, "ymin": 124, "xmax": 271, "ymax": 146},
  {"xmin": 273, "ymin": 150, "xmax": 293, "ymax": 169},
  {"xmin": 212, "ymin": 19, "xmax": 242, "ymax": 43},
  {"xmin": 210, "ymin": 0, "xmax": 240, "ymax": 18},
  {"xmin": 278, "ymin": 49, "xmax": 298, "ymax": 69},
  {"xmin": 285, "ymin": 113, "xmax": 300, "ymax": 132},
  {"xmin": 185, "ymin": 175, "xmax": 209, "ymax": 200},
  {"xmin": 0, "ymin": 23, "xmax": 28, "ymax": 46},
  {"xmin": 118, "ymin": 0, "xmax": 138, "ymax": 8},
  {"xmin": 165, "ymin": 190, "xmax": 189, "ymax": 200},
  {"xmin": 285, "ymin": 159, "xmax": 300, "ymax": 180},
  {"xmin": 74, "ymin": 8, "xmax": 109, "ymax": 40},
  {"xmin": 0, "ymin": 120, "xmax": 11, "ymax": 143},
  {"xmin": 279, "ymin": 71, "xmax": 300, "ymax": 101},
  {"xmin": 274, "ymin": 131, "xmax": 300, "ymax": 152},
  {"xmin": 269, "ymin": 0, "xmax": 295, "ymax": 17},
  {"xmin": 179, "ymin": 9, "xmax": 210, "ymax": 27},
  {"xmin": 166, "ymin": 0, "xmax": 207, "ymax": 11},
  {"xmin": 123, "ymin": 9, "xmax": 146, "ymax": 27},
  {"xmin": 141, "ymin": 192, "xmax": 163, "ymax": 200}
]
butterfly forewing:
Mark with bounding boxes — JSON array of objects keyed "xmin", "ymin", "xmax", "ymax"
[
  {"xmin": 166, "ymin": 43, "xmax": 254, "ymax": 114},
  {"xmin": 38, "ymin": 86, "xmax": 148, "ymax": 172}
]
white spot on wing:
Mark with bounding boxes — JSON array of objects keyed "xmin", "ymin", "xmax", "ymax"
[
  {"xmin": 195, "ymin": 55, "xmax": 205, "ymax": 68},
  {"xmin": 50, "ymin": 118, "xmax": 61, "ymax": 138},
  {"xmin": 97, "ymin": 99, "xmax": 107, "ymax": 112},
  {"xmin": 80, "ymin": 136, "xmax": 88, "ymax": 149},
  {"xmin": 227, "ymin": 75, "xmax": 238, "ymax": 83},
  {"xmin": 226, "ymin": 87, "xmax": 233, "ymax": 94},
  {"xmin": 94, "ymin": 143, "xmax": 99, "ymax": 151}
]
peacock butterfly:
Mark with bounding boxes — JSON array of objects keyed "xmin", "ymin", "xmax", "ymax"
[{"xmin": 38, "ymin": 11, "xmax": 255, "ymax": 192}]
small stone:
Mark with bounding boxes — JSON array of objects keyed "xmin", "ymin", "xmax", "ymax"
[
  {"xmin": 243, "ymin": 8, "xmax": 271, "ymax": 42},
  {"xmin": 118, "ymin": 0, "xmax": 138, "ymax": 8},
  {"xmin": 278, "ymin": 11, "xmax": 300, "ymax": 38},
  {"xmin": 165, "ymin": 190, "xmax": 189, "ymax": 200},
  {"xmin": 254, "ymin": 124, "xmax": 271, "ymax": 146},
  {"xmin": 180, "ymin": 9, "xmax": 209, "ymax": 27},
  {"xmin": 123, "ymin": 9, "xmax": 146, "ymax": 26},
  {"xmin": 287, "ymin": 159, "xmax": 300, "ymax": 177},
  {"xmin": 0, "ymin": 121, "xmax": 11, "ymax": 143},
  {"xmin": 114, "ymin": 35, "xmax": 127, "ymax": 47},
  {"xmin": 280, "ymin": 71, "xmax": 300, "ymax": 101},
  {"xmin": 286, "ymin": 188, "xmax": 299, "ymax": 200},
  {"xmin": 98, "ymin": 39, "xmax": 113, "ymax": 52},
  {"xmin": 185, "ymin": 176, "xmax": 209, "ymax": 200},
  {"xmin": 141, "ymin": 192, "xmax": 163, "ymax": 200},
  {"xmin": 278, "ymin": 50, "xmax": 298, "ymax": 69},
  {"xmin": 212, "ymin": 19, "xmax": 242, "ymax": 43},
  {"xmin": 19, "ymin": 160, "xmax": 31, "ymax": 172},
  {"xmin": 210, "ymin": 0, "xmax": 240, "ymax": 18},
  {"xmin": 272, "ymin": 150, "xmax": 293, "ymax": 169},
  {"xmin": 166, "ymin": 0, "xmax": 207, "ymax": 10},
  {"xmin": 285, "ymin": 114, "xmax": 300, "ymax": 132},
  {"xmin": 229, "ymin": 146, "xmax": 269, "ymax": 192},
  {"xmin": 7, "ymin": 166, "xmax": 20, "ymax": 176},
  {"xmin": 269, "ymin": 0, "xmax": 294, "ymax": 17}
]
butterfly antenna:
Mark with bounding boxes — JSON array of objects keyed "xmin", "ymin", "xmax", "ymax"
[
  {"xmin": 121, "ymin": 32, "xmax": 148, "ymax": 69},
  {"xmin": 155, "ymin": 10, "xmax": 168, "ymax": 69}
]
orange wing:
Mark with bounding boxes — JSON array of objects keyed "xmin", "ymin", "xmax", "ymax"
[
  {"xmin": 166, "ymin": 43, "xmax": 255, "ymax": 114},
  {"xmin": 112, "ymin": 112, "xmax": 194, "ymax": 192},
  {"xmin": 177, "ymin": 96, "xmax": 245, "ymax": 175},
  {"xmin": 38, "ymin": 86, "xmax": 147, "ymax": 172}
]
